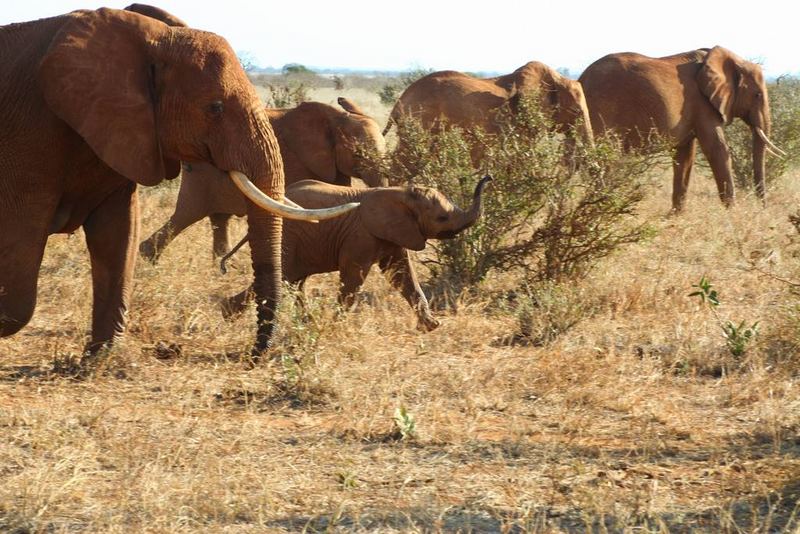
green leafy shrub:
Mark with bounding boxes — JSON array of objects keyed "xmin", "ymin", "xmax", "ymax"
[
  {"xmin": 727, "ymin": 75, "xmax": 800, "ymax": 191},
  {"xmin": 375, "ymin": 96, "xmax": 665, "ymax": 294}
]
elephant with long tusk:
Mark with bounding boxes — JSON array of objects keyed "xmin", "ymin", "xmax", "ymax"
[
  {"xmin": 0, "ymin": 5, "xmax": 358, "ymax": 364},
  {"xmin": 580, "ymin": 46, "xmax": 785, "ymax": 210},
  {"xmin": 220, "ymin": 176, "xmax": 493, "ymax": 331}
]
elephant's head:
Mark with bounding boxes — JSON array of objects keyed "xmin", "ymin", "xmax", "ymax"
[
  {"xmin": 37, "ymin": 7, "xmax": 357, "ymax": 353},
  {"xmin": 697, "ymin": 46, "xmax": 783, "ymax": 199},
  {"xmin": 280, "ymin": 98, "xmax": 387, "ymax": 187},
  {"xmin": 360, "ymin": 176, "xmax": 492, "ymax": 251},
  {"xmin": 507, "ymin": 62, "xmax": 594, "ymax": 146},
  {"xmin": 333, "ymin": 97, "xmax": 388, "ymax": 187}
]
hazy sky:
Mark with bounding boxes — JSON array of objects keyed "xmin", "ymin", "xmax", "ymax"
[{"xmin": 3, "ymin": 1, "xmax": 797, "ymax": 77}]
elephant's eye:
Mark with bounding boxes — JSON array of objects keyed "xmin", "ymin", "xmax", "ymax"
[
  {"xmin": 436, "ymin": 214, "xmax": 449, "ymax": 223},
  {"xmin": 209, "ymin": 100, "xmax": 224, "ymax": 115}
]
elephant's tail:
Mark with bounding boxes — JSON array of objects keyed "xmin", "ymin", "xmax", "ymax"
[
  {"xmin": 382, "ymin": 116, "xmax": 394, "ymax": 136},
  {"xmin": 220, "ymin": 234, "xmax": 249, "ymax": 274}
]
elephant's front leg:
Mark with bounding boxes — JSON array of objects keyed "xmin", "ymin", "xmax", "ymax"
[
  {"xmin": 82, "ymin": 183, "xmax": 139, "ymax": 362},
  {"xmin": 696, "ymin": 124, "xmax": 735, "ymax": 207},
  {"xmin": 671, "ymin": 139, "xmax": 697, "ymax": 212},
  {"xmin": 379, "ymin": 248, "xmax": 439, "ymax": 332}
]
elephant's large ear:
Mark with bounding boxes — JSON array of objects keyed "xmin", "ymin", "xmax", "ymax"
[
  {"xmin": 282, "ymin": 104, "xmax": 337, "ymax": 181},
  {"xmin": 38, "ymin": 8, "xmax": 169, "ymax": 186},
  {"xmin": 697, "ymin": 46, "xmax": 738, "ymax": 124},
  {"xmin": 362, "ymin": 189, "xmax": 426, "ymax": 251}
]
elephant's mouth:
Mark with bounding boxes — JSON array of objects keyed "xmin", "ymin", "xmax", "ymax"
[{"xmin": 434, "ymin": 229, "xmax": 460, "ymax": 239}]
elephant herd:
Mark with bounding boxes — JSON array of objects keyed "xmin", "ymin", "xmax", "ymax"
[{"xmin": 0, "ymin": 3, "xmax": 785, "ymax": 367}]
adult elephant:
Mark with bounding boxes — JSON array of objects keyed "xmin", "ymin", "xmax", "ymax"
[
  {"xmin": 139, "ymin": 97, "xmax": 387, "ymax": 262},
  {"xmin": 579, "ymin": 46, "xmax": 784, "ymax": 211},
  {"xmin": 219, "ymin": 176, "xmax": 492, "ymax": 330},
  {"xmin": 383, "ymin": 62, "xmax": 594, "ymax": 145},
  {"xmin": 0, "ymin": 6, "xmax": 357, "ymax": 363}
]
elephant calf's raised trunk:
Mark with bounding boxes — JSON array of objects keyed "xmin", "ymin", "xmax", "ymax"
[{"xmin": 437, "ymin": 175, "xmax": 492, "ymax": 238}]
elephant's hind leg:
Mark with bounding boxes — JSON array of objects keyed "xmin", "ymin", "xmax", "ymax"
[
  {"xmin": 140, "ymin": 191, "xmax": 210, "ymax": 263},
  {"xmin": 671, "ymin": 139, "xmax": 697, "ymax": 212},
  {"xmin": 209, "ymin": 213, "xmax": 233, "ymax": 257},
  {"xmin": 82, "ymin": 183, "xmax": 139, "ymax": 360}
]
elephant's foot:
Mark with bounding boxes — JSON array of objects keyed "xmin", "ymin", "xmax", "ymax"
[
  {"xmin": 220, "ymin": 288, "xmax": 253, "ymax": 320},
  {"xmin": 416, "ymin": 313, "xmax": 440, "ymax": 332},
  {"xmin": 139, "ymin": 239, "xmax": 161, "ymax": 264}
]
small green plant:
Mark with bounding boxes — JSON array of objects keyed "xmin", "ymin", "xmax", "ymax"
[
  {"xmin": 393, "ymin": 405, "xmax": 417, "ymax": 441},
  {"xmin": 335, "ymin": 470, "xmax": 358, "ymax": 490},
  {"xmin": 722, "ymin": 320, "xmax": 760, "ymax": 357},
  {"xmin": 688, "ymin": 275, "xmax": 720, "ymax": 307},
  {"xmin": 689, "ymin": 276, "xmax": 759, "ymax": 359}
]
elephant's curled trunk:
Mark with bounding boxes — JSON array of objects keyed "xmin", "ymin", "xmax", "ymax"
[{"xmin": 439, "ymin": 175, "xmax": 492, "ymax": 238}]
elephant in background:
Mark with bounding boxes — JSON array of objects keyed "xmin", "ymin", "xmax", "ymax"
[
  {"xmin": 140, "ymin": 97, "xmax": 387, "ymax": 262},
  {"xmin": 383, "ymin": 62, "xmax": 594, "ymax": 146},
  {"xmin": 220, "ymin": 176, "xmax": 492, "ymax": 330},
  {"xmin": 0, "ymin": 6, "xmax": 356, "ymax": 361},
  {"xmin": 579, "ymin": 46, "xmax": 784, "ymax": 211}
]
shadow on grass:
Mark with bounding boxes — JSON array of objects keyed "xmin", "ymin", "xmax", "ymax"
[{"xmin": 264, "ymin": 479, "xmax": 800, "ymax": 533}]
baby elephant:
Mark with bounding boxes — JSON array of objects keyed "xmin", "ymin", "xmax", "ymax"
[{"xmin": 222, "ymin": 176, "xmax": 492, "ymax": 330}]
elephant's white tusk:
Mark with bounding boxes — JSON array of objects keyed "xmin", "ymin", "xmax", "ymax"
[
  {"xmin": 756, "ymin": 128, "xmax": 787, "ymax": 158},
  {"xmin": 280, "ymin": 196, "xmax": 304, "ymax": 210},
  {"xmin": 229, "ymin": 171, "xmax": 359, "ymax": 221},
  {"xmin": 765, "ymin": 146, "xmax": 783, "ymax": 158}
]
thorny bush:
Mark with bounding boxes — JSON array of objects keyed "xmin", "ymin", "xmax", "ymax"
[{"xmin": 373, "ymin": 95, "xmax": 668, "ymax": 295}]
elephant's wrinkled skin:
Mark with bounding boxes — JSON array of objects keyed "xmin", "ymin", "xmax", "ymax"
[
  {"xmin": 222, "ymin": 177, "xmax": 492, "ymax": 331},
  {"xmin": 140, "ymin": 97, "xmax": 387, "ymax": 261}
]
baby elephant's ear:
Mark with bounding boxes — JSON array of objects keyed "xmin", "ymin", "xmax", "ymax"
[
  {"xmin": 38, "ymin": 8, "xmax": 169, "ymax": 186},
  {"xmin": 337, "ymin": 97, "xmax": 367, "ymax": 116},
  {"xmin": 361, "ymin": 190, "xmax": 427, "ymax": 251}
]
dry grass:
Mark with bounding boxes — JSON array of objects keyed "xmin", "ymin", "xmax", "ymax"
[{"xmin": 2, "ymin": 92, "xmax": 800, "ymax": 532}]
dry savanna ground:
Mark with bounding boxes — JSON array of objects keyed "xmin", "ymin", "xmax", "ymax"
[{"xmin": 1, "ymin": 86, "xmax": 800, "ymax": 533}]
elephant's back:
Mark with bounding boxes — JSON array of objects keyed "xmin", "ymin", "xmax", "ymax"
[
  {"xmin": 396, "ymin": 70, "xmax": 506, "ymax": 129},
  {"xmin": 286, "ymin": 180, "xmax": 364, "ymax": 208},
  {"xmin": 580, "ymin": 52, "xmax": 684, "ymax": 142}
]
